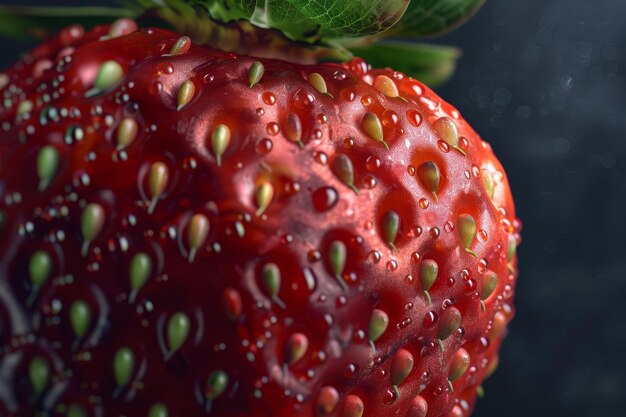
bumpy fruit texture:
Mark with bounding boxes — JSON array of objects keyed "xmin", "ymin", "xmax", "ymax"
[{"xmin": 0, "ymin": 22, "xmax": 520, "ymax": 417}]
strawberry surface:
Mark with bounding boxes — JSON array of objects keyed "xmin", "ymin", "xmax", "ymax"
[{"xmin": 0, "ymin": 22, "xmax": 520, "ymax": 417}]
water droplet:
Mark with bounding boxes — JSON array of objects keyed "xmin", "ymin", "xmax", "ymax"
[
  {"xmin": 266, "ymin": 122, "xmax": 280, "ymax": 136},
  {"xmin": 444, "ymin": 221, "xmax": 454, "ymax": 233},
  {"xmin": 407, "ymin": 165, "xmax": 416, "ymax": 176},
  {"xmin": 386, "ymin": 260, "xmax": 398, "ymax": 271},
  {"xmin": 312, "ymin": 187, "xmax": 338, "ymax": 212},
  {"xmin": 383, "ymin": 389, "xmax": 397, "ymax": 405},
  {"xmin": 333, "ymin": 70, "xmax": 346, "ymax": 80},
  {"xmin": 262, "ymin": 92, "xmax": 276, "ymax": 105},
  {"xmin": 407, "ymin": 110, "xmax": 423, "ymax": 127},
  {"xmin": 429, "ymin": 227, "xmax": 440, "ymax": 239},
  {"xmin": 255, "ymin": 138, "xmax": 273, "ymax": 155},
  {"xmin": 361, "ymin": 95, "xmax": 372, "ymax": 106},
  {"xmin": 423, "ymin": 311, "xmax": 437, "ymax": 329},
  {"xmin": 341, "ymin": 89, "xmax": 356, "ymax": 102},
  {"xmin": 437, "ymin": 140, "xmax": 450, "ymax": 153},
  {"xmin": 368, "ymin": 250, "xmax": 381, "ymax": 264},
  {"xmin": 382, "ymin": 110, "xmax": 399, "ymax": 127},
  {"xmin": 418, "ymin": 198, "xmax": 429, "ymax": 209},
  {"xmin": 293, "ymin": 88, "xmax": 315, "ymax": 108},
  {"xmin": 363, "ymin": 176, "xmax": 377, "ymax": 189},
  {"xmin": 366, "ymin": 156, "xmax": 381, "ymax": 172},
  {"xmin": 314, "ymin": 151, "xmax": 328, "ymax": 165},
  {"xmin": 478, "ymin": 229, "xmax": 488, "ymax": 242}
]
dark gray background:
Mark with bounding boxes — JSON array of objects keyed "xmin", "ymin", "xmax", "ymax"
[{"xmin": 1, "ymin": 1, "xmax": 625, "ymax": 416}]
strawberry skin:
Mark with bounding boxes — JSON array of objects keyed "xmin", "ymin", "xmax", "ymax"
[{"xmin": 0, "ymin": 22, "xmax": 520, "ymax": 417}]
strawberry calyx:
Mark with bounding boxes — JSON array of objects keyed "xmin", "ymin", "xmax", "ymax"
[{"xmin": 0, "ymin": 0, "xmax": 485, "ymax": 83}]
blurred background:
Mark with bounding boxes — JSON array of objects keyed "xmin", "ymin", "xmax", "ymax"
[{"xmin": 1, "ymin": 0, "xmax": 625, "ymax": 416}]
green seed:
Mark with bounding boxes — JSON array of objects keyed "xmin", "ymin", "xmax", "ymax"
[
  {"xmin": 448, "ymin": 348, "xmax": 470, "ymax": 382},
  {"xmin": 187, "ymin": 213, "xmax": 210, "ymax": 263},
  {"xmin": 482, "ymin": 170, "xmax": 495, "ymax": 199},
  {"xmin": 81, "ymin": 203, "xmax": 105, "ymax": 256},
  {"xmin": 70, "ymin": 300, "xmax": 91, "ymax": 338},
  {"xmin": 29, "ymin": 356, "xmax": 50, "ymax": 395},
  {"xmin": 36, "ymin": 145, "xmax": 59, "ymax": 191},
  {"xmin": 255, "ymin": 181, "xmax": 274, "ymax": 216},
  {"xmin": 285, "ymin": 332, "xmax": 309, "ymax": 365},
  {"xmin": 417, "ymin": 161, "xmax": 441, "ymax": 201},
  {"xmin": 116, "ymin": 117, "xmax": 138, "ymax": 150},
  {"xmin": 206, "ymin": 371, "xmax": 228, "ymax": 400},
  {"xmin": 29, "ymin": 250, "xmax": 52, "ymax": 290},
  {"xmin": 86, "ymin": 60, "xmax": 124, "ymax": 97},
  {"xmin": 331, "ymin": 154, "xmax": 358, "ymax": 194},
  {"xmin": 169, "ymin": 36, "xmax": 191, "ymax": 55},
  {"xmin": 261, "ymin": 263, "xmax": 281, "ymax": 299},
  {"xmin": 113, "ymin": 347, "xmax": 135, "ymax": 387},
  {"xmin": 149, "ymin": 403, "xmax": 169, "ymax": 417},
  {"xmin": 420, "ymin": 259, "xmax": 438, "ymax": 305},
  {"xmin": 66, "ymin": 404, "xmax": 87, "ymax": 417},
  {"xmin": 382, "ymin": 210, "xmax": 400, "ymax": 251},
  {"xmin": 390, "ymin": 348, "xmax": 414, "ymax": 387},
  {"xmin": 437, "ymin": 306, "xmax": 462, "ymax": 351},
  {"xmin": 211, "ymin": 124, "xmax": 231, "ymax": 167},
  {"xmin": 177, "ymin": 79, "xmax": 195, "ymax": 111},
  {"xmin": 284, "ymin": 113, "xmax": 303, "ymax": 148},
  {"xmin": 130, "ymin": 252, "xmax": 152, "ymax": 293},
  {"xmin": 362, "ymin": 112, "xmax": 388, "ymax": 149},
  {"xmin": 328, "ymin": 240, "xmax": 348, "ymax": 290},
  {"xmin": 481, "ymin": 271, "xmax": 498, "ymax": 301},
  {"xmin": 458, "ymin": 214, "xmax": 477, "ymax": 256},
  {"xmin": 248, "ymin": 61, "xmax": 264, "ymax": 87},
  {"xmin": 167, "ymin": 312, "xmax": 191, "ymax": 354},
  {"xmin": 368, "ymin": 308, "xmax": 389, "ymax": 343}
]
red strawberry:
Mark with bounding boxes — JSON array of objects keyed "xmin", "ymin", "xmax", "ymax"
[{"xmin": 0, "ymin": 17, "xmax": 520, "ymax": 417}]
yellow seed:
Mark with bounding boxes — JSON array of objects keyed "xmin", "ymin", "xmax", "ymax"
[
  {"xmin": 255, "ymin": 181, "xmax": 274, "ymax": 216},
  {"xmin": 362, "ymin": 112, "xmax": 388, "ymax": 149},
  {"xmin": 177, "ymin": 80, "xmax": 195, "ymax": 111}
]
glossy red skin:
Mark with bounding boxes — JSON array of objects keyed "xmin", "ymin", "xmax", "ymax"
[{"xmin": 0, "ymin": 24, "xmax": 520, "ymax": 417}]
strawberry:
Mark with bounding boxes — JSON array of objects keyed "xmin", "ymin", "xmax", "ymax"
[{"xmin": 0, "ymin": 5, "xmax": 520, "ymax": 417}]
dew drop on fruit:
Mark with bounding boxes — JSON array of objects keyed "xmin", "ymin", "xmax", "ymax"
[
  {"xmin": 307, "ymin": 250, "xmax": 321, "ymax": 262},
  {"xmin": 266, "ymin": 122, "xmax": 280, "ymax": 136},
  {"xmin": 333, "ymin": 70, "xmax": 347, "ymax": 80},
  {"xmin": 361, "ymin": 95, "xmax": 372, "ymax": 106},
  {"xmin": 149, "ymin": 81, "xmax": 163, "ymax": 95},
  {"xmin": 340, "ymin": 89, "xmax": 355, "ymax": 102},
  {"xmin": 368, "ymin": 250, "xmax": 381, "ymax": 264},
  {"xmin": 203, "ymin": 74, "xmax": 214, "ymax": 84},
  {"xmin": 313, "ymin": 151, "xmax": 328, "ymax": 165},
  {"xmin": 343, "ymin": 137, "xmax": 355, "ymax": 148},
  {"xmin": 386, "ymin": 260, "xmax": 398, "ymax": 272},
  {"xmin": 344, "ymin": 363, "xmax": 359, "ymax": 378},
  {"xmin": 407, "ymin": 165, "xmax": 416, "ymax": 176},
  {"xmin": 429, "ymin": 227, "xmax": 440, "ymax": 239},
  {"xmin": 437, "ymin": 140, "xmax": 450, "ymax": 153},
  {"xmin": 262, "ymin": 92, "xmax": 276, "ymax": 105},
  {"xmin": 256, "ymin": 108, "xmax": 264, "ymax": 116},
  {"xmin": 312, "ymin": 187, "xmax": 339, "ymax": 212},
  {"xmin": 382, "ymin": 110, "xmax": 399, "ymax": 127},
  {"xmin": 317, "ymin": 113, "xmax": 327, "ymax": 124},
  {"xmin": 460, "ymin": 136, "xmax": 470, "ymax": 151},
  {"xmin": 444, "ymin": 221, "xmax": 454, "ymax": 233},
  {"xmin": 365, "ymin": 156, "xmax": 381, "ymax": 172},
  {"xmin": 156, "ymin": 62, "xmax": 174, "ymax": 75},
  {"xmin": 411, "ymin": 252, "xmax": 420, "ymax": 263},
  {"xmin": 447, "ymin": 277, "xmax": 455, "ymax": 287},
  {"xmin": 293, "ymin": 88, "xmax": 315, "ymax": 108},
  {"xmin": 477, "ymin": 258, "xmax": 488, "ymax": 273},
  {"xmin": 255, "ymin": 138, "xmax": 273, "ymax": 155},
  {"xmin": 418, "ymin": 198, "xmax": 429, "ymax": 209},
  {"xmin": 363, "ymin": 176, "xmax": 376, "ymax": 189},
  {"xmin": 383, "ymin": 389, "xmax": 397, "ymax": 405},
  {"xmin": 423, "ymin": 311, "xmax": 437, "ymax": 328},
  {"xmin": 478, "ymin": 229, "xmax": 488, "ymax": 242},
  {"xmin": 406, "ymin": 109, "xmax": 423, "ymax": 127}
]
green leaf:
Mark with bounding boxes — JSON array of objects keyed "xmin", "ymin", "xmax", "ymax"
[
  {"xmin": 0, "ymin": 5, "xmax": 135, "ymax": 41},
  {"xmin": 350, "ymin": 41, "xmax": 460, "ymax": 86},
  {"xmin": 394, "ymin": 0, "xmax": 486, "ymax": 37},
  {"xmin": 137, "ymin": 0, "xmax": 410, "ymax": 41}
]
